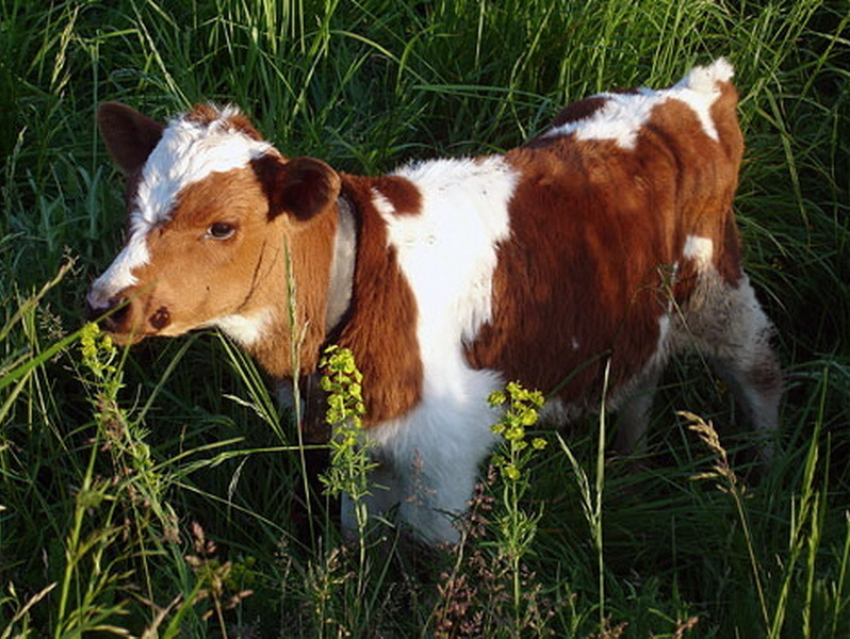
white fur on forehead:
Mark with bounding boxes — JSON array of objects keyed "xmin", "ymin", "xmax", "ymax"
[{"xmin": 134, "ymin": 104, "xmax": 273, "ymax": 227}]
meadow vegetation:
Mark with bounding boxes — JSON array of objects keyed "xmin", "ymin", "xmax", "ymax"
[{"xmin": 1, "ymin": 0, "xmax": 849, "ymax": 636}]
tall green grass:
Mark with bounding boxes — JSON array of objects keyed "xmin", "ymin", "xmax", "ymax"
[{"xmin": 2, "ymin": 0, "xmax": 849, "ymax": 636}]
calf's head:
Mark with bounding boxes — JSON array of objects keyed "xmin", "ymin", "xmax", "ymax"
[{"xmin": 88, "ymin": 103, "xmax": 342, "ymax": 376}]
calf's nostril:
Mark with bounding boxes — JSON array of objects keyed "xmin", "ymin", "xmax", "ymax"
[
  {"xmin": 85, "ymin": 295, "xmax": 129, "ymax": 328},
  {"xmin": 149, "ymin": 306, "xmax": 171, "ymax": 330},
  {"xmin": 108, "ymin": 301, "xmax": 130, "ymax": 327}
]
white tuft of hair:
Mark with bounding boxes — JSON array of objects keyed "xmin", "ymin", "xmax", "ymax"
[{"xmin": 683, "ymin": 57, "xmax": 735, "ymax": 93}]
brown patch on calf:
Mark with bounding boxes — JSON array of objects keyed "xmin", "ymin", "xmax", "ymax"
[
  {"xmin": 523, "ymin": 96, "xmax": 608, "ymax": 149},
  {"xmin": 467, "ymin": 143, "xmax": 669, "ymax": 400},
  {"xmin": 186, "ymin": 103, "xmax": 264, "ymax": 141},
  {"xmin": 466, "ymin": 80, "xmax": 745, "ymax": 405},
  {"xmin": 334, "ymin": 175, "xmax": 424, "ymax": 425},
  {"xmin": 371, "ymin": 175, "xmax": 422, "ymax": 215},
  {"xmin": 246, "ymin": 207, "xmax": 339, "ymax": 378},
  {"xmin": 550, "ymin": 96, "xmax": 608, "ymax": 128},
  {"xmin": 645, "ymin": 82, "xmax": 744, "ymax": 284},
  {"xmin": 185, "ymin": 104, "xmax": 221, "ymax": 126},
  {"xmin": 710, "ymin": 82, "xmax": 746, "ymax": 285}
]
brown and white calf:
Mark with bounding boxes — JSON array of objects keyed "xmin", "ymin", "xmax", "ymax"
[{"xmin": 87, "ymin": 59, "xmax": 782, "ymax": 543}]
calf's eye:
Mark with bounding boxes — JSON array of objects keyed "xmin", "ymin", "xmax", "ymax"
[{"xmin": 208, "ymin": 222, "xmax": 236, "ymax": 240}]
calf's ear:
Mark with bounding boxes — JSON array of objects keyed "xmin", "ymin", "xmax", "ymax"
[
  {"xmin": 97, "ymin": 102, "xmax": 165, "ymax": 175},
  {"xmin": 253, "ymin": 155, "xmax": 342, "ymax": 222}
]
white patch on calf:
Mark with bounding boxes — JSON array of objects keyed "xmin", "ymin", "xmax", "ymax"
[
  {"xmin": 683, "ymin": 235, "xmax": 714, "ymax": 269},
  {"xmin": 381, "ymin": 156, "xmax": 516, "ymax": 348},
  {"xmin": 546, "ymin": 58, "xmax": 733, "ymax": 150},
  {"xmin": 208, "ymin": 307, "xmax": 274, "ymax": 348},
  {"xmin": 685, "ymin": 57, "xmax": 734, "ymax": 92},
  {"xmin": 367, "ymin": 155, "xmax": 518, "ymax": 542},
  {"xmin": 367, "ymin": 368, "xmax": 504, "ymax": 543},
  {"xmin": 87, "ymin": 227, "xmax": 151, "ymax": 308},
  {"xmin": 656, "ymin": 314, "xmax": 671, "ymax": 351}
]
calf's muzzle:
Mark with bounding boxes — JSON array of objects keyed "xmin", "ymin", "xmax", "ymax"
[{"xmin": 85, "ymin": 286, "xmax": 174, "ymax": 341}]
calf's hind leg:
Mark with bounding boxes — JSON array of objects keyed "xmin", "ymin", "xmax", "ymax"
[{"xmin": 681, "ymin": 271, "xmax": 783, "ymax": 454}]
